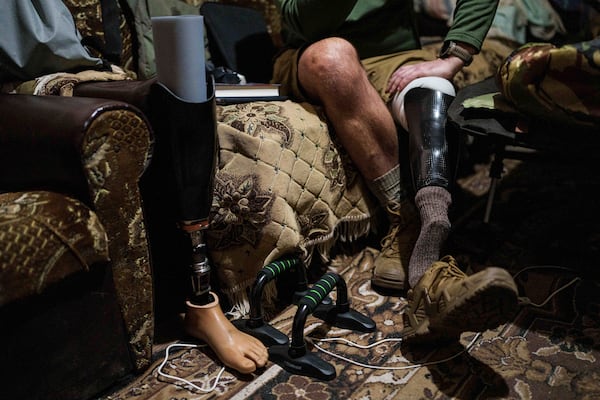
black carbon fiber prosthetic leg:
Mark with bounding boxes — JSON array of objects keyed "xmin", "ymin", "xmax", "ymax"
[{"xmin": 404, "ymin": 87, "xmax": 456, "ymax": 191}]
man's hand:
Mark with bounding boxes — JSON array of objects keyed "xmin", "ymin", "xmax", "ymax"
[{"xmin": 386, "ymin": 57, "xmax": 464, "ymax": 95}]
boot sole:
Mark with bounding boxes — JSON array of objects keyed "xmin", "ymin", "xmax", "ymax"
[{"xmin": 403, "ymin": 268, "xmax": 518, "ymax": 343}]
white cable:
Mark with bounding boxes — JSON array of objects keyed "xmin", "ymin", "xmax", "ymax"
[
  {"xmin": 518, "ymin": 277, "xmax": 581, "ymax": 307},
  {"xmin": 512, "ymin": 265, "xmax": 581, "ymax": 307},
  {"xmin": 158, "ymin": 305, "xmax": 241, "ymax": 393},
  {"xmin": 306, "ymin": 333, "xmax": 482, "ymax": 370},
  {"xmin": 512, "ymin": 264, "xmax": 578, "ymax": 279},
  {"xmin": 157, "ymin": 343, "xmax": 226, "ymax": 393},
  {"xmin": 315, "ymin": 336, "xmax": 403, "ymax": 349}
]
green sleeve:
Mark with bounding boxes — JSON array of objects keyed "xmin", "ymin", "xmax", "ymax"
[
  {"xmin": 276, "ymin": 0, "xmax": 358, "ymax": 42},
  {"xmin": 445, "ymin": 0, "xmax": 499, "ymax": 51}
]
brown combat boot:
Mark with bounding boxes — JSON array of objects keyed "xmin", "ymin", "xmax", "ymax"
[
  {"xmin": 371, "ymin": 200, "xmax": 419, "ymax": 290},
  {"xmin": 402, "ymin": 255, "xmax": 519, "ymax": 343}
]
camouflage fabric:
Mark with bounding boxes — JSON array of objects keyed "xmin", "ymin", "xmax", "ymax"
[{"xmin": 496, "ymin": 38, "xmax": 600, "ymax": 128}]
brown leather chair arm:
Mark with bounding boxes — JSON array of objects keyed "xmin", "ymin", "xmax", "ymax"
[
  {"xmin": 0, "ymin": 92, "xmax": 155, "ymax": 370},
  {"xmin": 73, "ymin": 77, "xmax": 158, "ymax": 114},
  {"xmin": 0, "ymin": 93, "xmax": 152, "ymax": 203}
]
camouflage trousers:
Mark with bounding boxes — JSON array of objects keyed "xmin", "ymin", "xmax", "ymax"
[{"xmin": 497, "ymin": 37, "xmax": 600, "ymax": 128}]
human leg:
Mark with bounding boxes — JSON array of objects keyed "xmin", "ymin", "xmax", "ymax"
[
  {"xmin": 390, "ymin": 80, "xmax": 518, "ymax": 341},
  {"xmin": 297, "ymin": 38, "xmax": 399, "ymax": 181},
  {"xmin": 392, "ymin": 79, "xmax": 456, "ymax": 288},
  {"xmin": 296, "ymin": 39, "xmax": 418, "ymax": 289},
  {"xmin": 367, "ymin": 167, "xmax": 419, "ymax": 290},
  {"xmin": 358, "ymin": 51, "xmax": 443, "ymax": 290}
]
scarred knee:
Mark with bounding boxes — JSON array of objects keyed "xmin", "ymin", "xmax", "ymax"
[{"xmin": 298, "ymin": 37, "xmax": 363, "ymax": 99}]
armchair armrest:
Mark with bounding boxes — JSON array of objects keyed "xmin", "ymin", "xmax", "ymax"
[
  {"xmin": 73, "ymin": 77, "xmax": 157, "ymax": 114},
  {"xmin": 0, "ymin": 94, "xmax": 107, "ymax": 201},
  {"xmin": 0, "ymin": 94, "xmax": 151, "ymax": 201},
  {"xmin": 0, "ymin": 93, "xmax": 155, "ymax": 370}
]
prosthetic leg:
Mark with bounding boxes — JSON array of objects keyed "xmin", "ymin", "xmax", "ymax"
[
  {"xmin": 150, "ymin": 77, "xmax": 268, "ymax": 374},
  {"xmin": 396, "ymin": 80, "xmax": 458, "ymax": 287},
  {"xmin": 391, "ymin": 81, "xmax": 520, "ymax": 343}
]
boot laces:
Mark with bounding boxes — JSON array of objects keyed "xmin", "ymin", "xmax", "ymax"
[
  {"xmin": 432, "ymin": 257, "xmax": 466, "ymax": 285},
  {"xmin": 379, "ymin": 202, "xmax": 409, "ymax": 256}
]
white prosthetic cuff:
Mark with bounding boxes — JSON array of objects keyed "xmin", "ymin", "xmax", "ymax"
[{"xmin": 389, "ymin": 76, "xmax": 456, "ymax": 130}]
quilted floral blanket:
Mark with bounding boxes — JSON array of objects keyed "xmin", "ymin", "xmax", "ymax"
[{"xmin": 209, "ymin": 100, "xmax": 376, "ymax": 311}]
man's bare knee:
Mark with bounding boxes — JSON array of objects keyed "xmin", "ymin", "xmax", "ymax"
[{"xmin": 298, "ymin": 38, "xmax": 363, "ymax": 98}]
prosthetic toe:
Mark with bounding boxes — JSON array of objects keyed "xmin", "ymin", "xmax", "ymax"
[
  {"xmin": 402, "ymin": 256, "xmax": 519, "ymax": 343},
  {"xmin": 372, "ymin": 200, "xmax": 419, "ymax": 290}
]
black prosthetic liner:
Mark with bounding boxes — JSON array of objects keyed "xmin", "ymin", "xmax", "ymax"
[
  {"xmin": 149, "ymin": 74, "xmax": 217, "ymax": 223},
  {"xmin": 404, "ymin": 87, "xmax": 455, "ymax": 191}
]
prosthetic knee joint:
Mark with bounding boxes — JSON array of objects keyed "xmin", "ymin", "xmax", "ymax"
[{"xmin": 390, "ymin": 77, "xmax": 457, "ymax": 191}]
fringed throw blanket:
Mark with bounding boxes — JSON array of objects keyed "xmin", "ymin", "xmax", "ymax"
[
  {"xmin": 210, "ymin": 100, "xmax": 376, "ymax": 312},
  {"xmin": 13, "ymin": 65, "xmax": 132, "ymax": 96}
]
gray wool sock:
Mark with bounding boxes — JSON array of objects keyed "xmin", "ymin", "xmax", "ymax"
[
  {"xmin": 366, "ymin": 164, "xmax": 402, "ymax": 206},
  {"xmin": 408, "ymin": 186, "xmax": 452, "ymax": 288}
]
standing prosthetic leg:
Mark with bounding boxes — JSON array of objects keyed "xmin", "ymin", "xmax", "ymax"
[{"xmin": 150, "ymin": 79, "xmax": 267, "ymax": 374}]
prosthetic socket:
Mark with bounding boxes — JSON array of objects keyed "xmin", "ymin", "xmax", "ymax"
[
  {"xmin": 403, "ymin": 87, "xmax": 456, "ymax": 191},
  {"xmin": 390, "ymin": 76, "xmax": 458, "ymax": 192},
  {"xmin": 150, "ymin": 76, "xmax": 218, "ymax": 305}
]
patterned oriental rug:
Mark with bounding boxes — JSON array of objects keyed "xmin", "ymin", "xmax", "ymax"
[{"xmin": 101, "ymin": 157, "xmax": 600, "ymax": 400}]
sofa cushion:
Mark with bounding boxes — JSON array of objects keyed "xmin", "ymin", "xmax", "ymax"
[{"xmin": 0, "ymin": 191, "xmax": 109, "ymax": 306}]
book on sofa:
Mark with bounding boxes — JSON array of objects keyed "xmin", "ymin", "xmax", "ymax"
[{"xmin": 215, "ymin": 83, "xmax": 287, "ymax": 104}]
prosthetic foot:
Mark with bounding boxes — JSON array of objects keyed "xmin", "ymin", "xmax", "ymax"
[{"xmin": 184, "ymin": 292, "xmax": 269, "ymax": 374}]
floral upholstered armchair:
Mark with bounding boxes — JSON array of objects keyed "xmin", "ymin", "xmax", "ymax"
[
  {"xmin": 0, "ymin": 92, "xmax": 154, "ymax": 400},
  {"xmin": 0, "ymin": 2, "xmax": 154, "ymax": 399}
]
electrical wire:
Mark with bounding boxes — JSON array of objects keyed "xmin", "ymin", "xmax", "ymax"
[
  {"xmin": 157, "ymin": 343, "xmax": 226, "ymax": 393},
  {"xmin": 512, "ymin": 265, "xmax": 581, "ymax": 307},
  {"xmin": 157, "ymin": 303, "xmax": 252, "ymax": 393},
  {"xmin": 306, "ymin": 333, "xmax": 482, "ymax": 370},
  {"xmin": 518, "ymin": 277, "xmax": 581, "ymax": 307}
]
